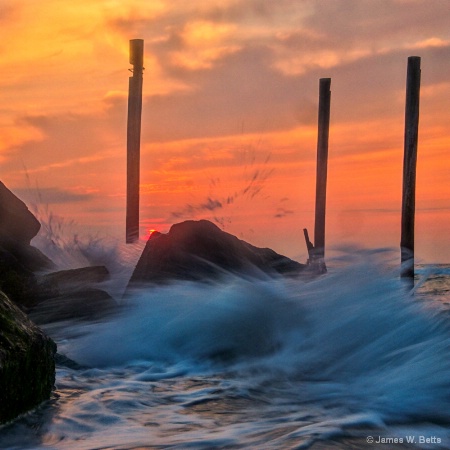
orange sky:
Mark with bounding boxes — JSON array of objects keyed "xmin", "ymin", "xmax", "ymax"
[{"xmin": 1, "ymin": 0, "xmax": 450, "ymax": 263}]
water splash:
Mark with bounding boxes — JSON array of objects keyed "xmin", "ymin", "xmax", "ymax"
[
  {"xmin": 2, "ymin": 250, "xmax": 450, "ymax": 449},
  {"xmin": 60, "ymin": 253, "xmax": 450, "ymax": 427}
]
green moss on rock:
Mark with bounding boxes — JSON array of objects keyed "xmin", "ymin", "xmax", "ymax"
[{"xmin": 0, "ymin": 291, "xmax": 56, "ymax": 424}]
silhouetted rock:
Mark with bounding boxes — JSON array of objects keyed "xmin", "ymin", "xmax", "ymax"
[
  {"xmin": 0, "ymin": 291, "xmax": 56, "ymax": 424},
  {"xmin": 128, "ymin": 220, "xmax": 305, "ymax": 288},
  {"xmin": 0, "ymin": 247, "xmax": 35, "ymax": 307},
  {"xmin": 0, "ymin": 182, "xmax": 54, "ymax": 308},
  {"xmin": 39, "ymin": 266, "xmax": 110, "ymax": 296},
  {"xmin": 0, "ymin": 181, "xmax": 53, "ymax": 272},
  {"xmin": 0, "ymin": 182, "xmax": 40, "ymax": 245},
  {"xmin": 29, "ymin": 287, "xmax": 116, "ymax": 325},
  {"xmin": 0, "ymin": 238, "xmax": 53, "ymax": 273},
  {"xmin": 29, "ymin": 266, "xmax": 114, "ymax": 324}
]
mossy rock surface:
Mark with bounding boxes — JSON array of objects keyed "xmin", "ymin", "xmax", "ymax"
[{"xmin": 0, "ymin": 291, "xmax": 56, "ymax": 424}]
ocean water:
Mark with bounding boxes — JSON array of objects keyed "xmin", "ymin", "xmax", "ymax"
[{"xmin": 1, "ymin": 237, "xmax": 450, "ymax": 449}]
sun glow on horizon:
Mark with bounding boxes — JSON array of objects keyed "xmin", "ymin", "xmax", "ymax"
[{"xmin": 146, "ymin": 228, "xmax": 158, "ymax": 238}]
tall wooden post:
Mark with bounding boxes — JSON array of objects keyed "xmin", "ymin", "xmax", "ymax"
[
  {"xmin": 401, "ymin": 56, "xmax": 421, "ymax": 279},
  {"xmin": 126, "ymin": 39, "xmax": 144, "ymax": 243},
  {"xmin": 313, "ymin": 78, "xmax": 331, "ymax": 272}
]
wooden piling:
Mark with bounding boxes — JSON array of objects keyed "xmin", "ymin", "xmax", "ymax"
[
  {"xmin": 303, "ymin": 228, "xmax": 314, "ymax": 264},
  {"xmin": 401, "ymin": 56, "xmax": 421, "ymax": 279},
  {"xmin": 313, "ymin": 78, "xmax": 331, "ymax": 272},
  {"xmin": 126, "ymin": 39, "xmax": 144, "ymax": 244}
]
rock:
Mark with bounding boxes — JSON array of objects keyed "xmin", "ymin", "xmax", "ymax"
[
  {"xmin": 0, "ymin": 182, "xmax": 57, "ymax": 418},
  {"xmin": 0, "ymin": 181, "xmax": 54, "ymax": 308},
  {"xmin": 0, "ymin": 239, "xmax": 53, "ymax": 273},
  {"xmin": 39, "ymin": 266, "xmax": 110, "ymax": 295},
  {"xmin": 0, "ymin": 181, "xmax": 40, "ymax": 245},
  {"xmin": 29, "ymin": 287, "xmax": 117, "ymax": 325},
  {"xmin": 0, "ymin": 291, "xmax": 56, "ymax": 424},
  {"xmin": 29, "ymin": 266, "xmax": 114, "ymax": 324},
  {"xmin": 128, "ymin": 220, "xmax": 305, "ymax": 287},
  {"xmin": 54, "ymin": 352, "xmax": 86, "ymax": 370},
  {"xmin": 0, "ymin": 181, "xmax": 53, "ymax": 273},
  {"xmin": 0, "ymin": 243, "xmax": 57, "ymax": 309}
]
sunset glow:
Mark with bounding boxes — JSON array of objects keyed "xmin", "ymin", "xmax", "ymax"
[{"xmin": 1, "ymin": 0, "xmax": 450, "ymax": 262}]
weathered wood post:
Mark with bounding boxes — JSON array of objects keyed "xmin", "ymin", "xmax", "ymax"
[
  {"xmin": 303, "ymin": 228, "xmax": 315, "ymax": 265},
  {"xmin": 401, "ymin": 56, "xmax": 421, "ymax": 280},
  {"xmin": 313, "ymin": 78, "xmax": 331, "ymax": 273},
  {"xmin": 126, "ymin": 39, "xmax": 144, "ymax": 243}
]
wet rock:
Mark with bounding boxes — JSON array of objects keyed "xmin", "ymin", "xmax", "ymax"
[
  {"xmin": 0, "ymin": 182, "xmax": 52, "ymax": 273},
  {"xmin": 29, "ymin": 266, "xmax": 114, "ymax": 324},
  {"xmin": 38, "ymin": 266, "xmax": 110, "ymax": 296},
  {"xmin": 0, "ymin": 248, "xmax": 36, "ymax": 307},
  {"xmin": 29, "ymin": 287, "xmax": 117, "ymax": 325},
  {"xmin": 0, "ymin": 245, "xmax": 53, "ymax": 309},
  {"xmin": 0, "ymin": 182, "xmax": 40, "ymax": 245},
  {"xmin": 54, "ymin": 353, "xmax": 87, "ymax": 370},
  {"xmin": 0, "ymin": 291, "xmax": 56, "ymax": 424},
  {"xmin": 128, "ymin": 220, "xmax": 305, "ymax": 288},
  {"xmin": 0, "ymin": 182, "xmax": 54, "ymax": 309}
]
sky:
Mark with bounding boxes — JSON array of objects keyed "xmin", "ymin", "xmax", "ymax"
[{"xmin": 1, "ymin": 0, "xmax": 450, "ymax": 263}]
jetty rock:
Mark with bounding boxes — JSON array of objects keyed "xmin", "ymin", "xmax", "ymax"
[
  {"xmin": 128, "ymin": 220, "xmax": 305, "ymax": 288},
  {"xmin": 0, "ymin": 291, "xmax": 56, "ymax": 424},
  {"xmin": 0, "ymin": 182, "xmax": 52, "ymax": 273},
  {"xmin": 30, "ymin": 266, "xmax": 116, "ymax": 324},
  {"xmin": 0, "ymin": 182, "xmax": 55, "ymax": 308},
  {"xmin": 38, "ymin": 265, "xmax": 110, "ymax": 296},
  {"xmin": 0, "ymin": 181, "xmax": 40, "ymax": 245}
]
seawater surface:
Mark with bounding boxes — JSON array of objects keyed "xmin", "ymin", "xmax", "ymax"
[{"xmin": 1, "ymin": 244, "xmax": 450, "ymax": 449}]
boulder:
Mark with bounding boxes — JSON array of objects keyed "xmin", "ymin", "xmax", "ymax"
[
  {"xmin": 0, "ymin": 181, "xmax": 53, "ymax": 273},
  {"xmin": 29, "ymin": 266, "xmax": 115, "ymax": 324},
  {"xmin": 29, "ymin": 287, "xmax": 117, "ymax": 325},
  {"xmin": 0, "ymin": 181, "xmax": 40, "ymax": 245},
  {"xmin": 39, "ymin": 265, "xmax": 110, "ymax": 294},
  {"xmin": 0, "ymin": 247, "xmax": 36, "ymax": 307},
  {"xmin": 0, "ymin": 291, "xmax": 56, "ymax": 424},
  {"xmin": 0, "ymin": 182, "xmax": 54, "ymax": 308},
  {"xmin": 0, "ymin": 244, "xmax": 54, "ymax": 309},
  {"xmin": 128, "ymin": 220, "xmax": 305, "ymax": 288}
]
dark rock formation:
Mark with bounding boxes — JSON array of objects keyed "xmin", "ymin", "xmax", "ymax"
[
  {"xmin": 0, "ymin": 182, "xmax": 52, "ymax": 273},
  {"xmin": 0, "ymin": 244, "xmax": 50, "ymax": 308},
  {"xmin": 0, "ymin": 291, "xmax": 56, "ymax": 424},
  {"xmin": 30, "ymin": 266, "xmax": 115, "ymax": 324},
  {"xmin": 0, "ymin": 182, "xmax": 54, "ymax": 309},
  {"xmin": 29, "ymin": 287, "xmax": 116, "ymax": 325},
  {"xmin": 0, "ymin": 181, "xmax": 40, "ymax": 245},
  {"xmin": 0, "ymin": 248, "xmax": 36, "ymax": 308},
  {"xmin": 128, "ymin": 220, "xmax": 305, "ymax": 288},
  {"xmin": 38, "ymin": 265, "xmax": 110, "ymax": 296}
]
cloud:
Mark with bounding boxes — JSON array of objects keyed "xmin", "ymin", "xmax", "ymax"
[
  {"xmin": 139, "ymin": 45, "xmax": 318, "ymax": 142},
  {"xmin": 0, "ymin": 3, "xmax": 20, "ymax": 25},
  {"xmin": 139, "ymin": 40, "xmax": 450, "ymax": 147},
  {"xmin": 304, "ymin": 0, "xmax": 450, "ymax": 46},
  {"xmin": 86, "ymin": 0, "xmax": 450, "ymax": 151},
  {"xmin": 4, "ymin": 0, "xmax": 449, "ymax": 198},
  {"xmin": 1, "ymin": 101, "xmax": 126, "ymax": 174},
  {"xmin": 202, "ymin": 0, "xmax": 305, "ymax": 23},
  {"xmin": 12, "ymin": 186, "xmax": 94, "ymax": 204}
]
